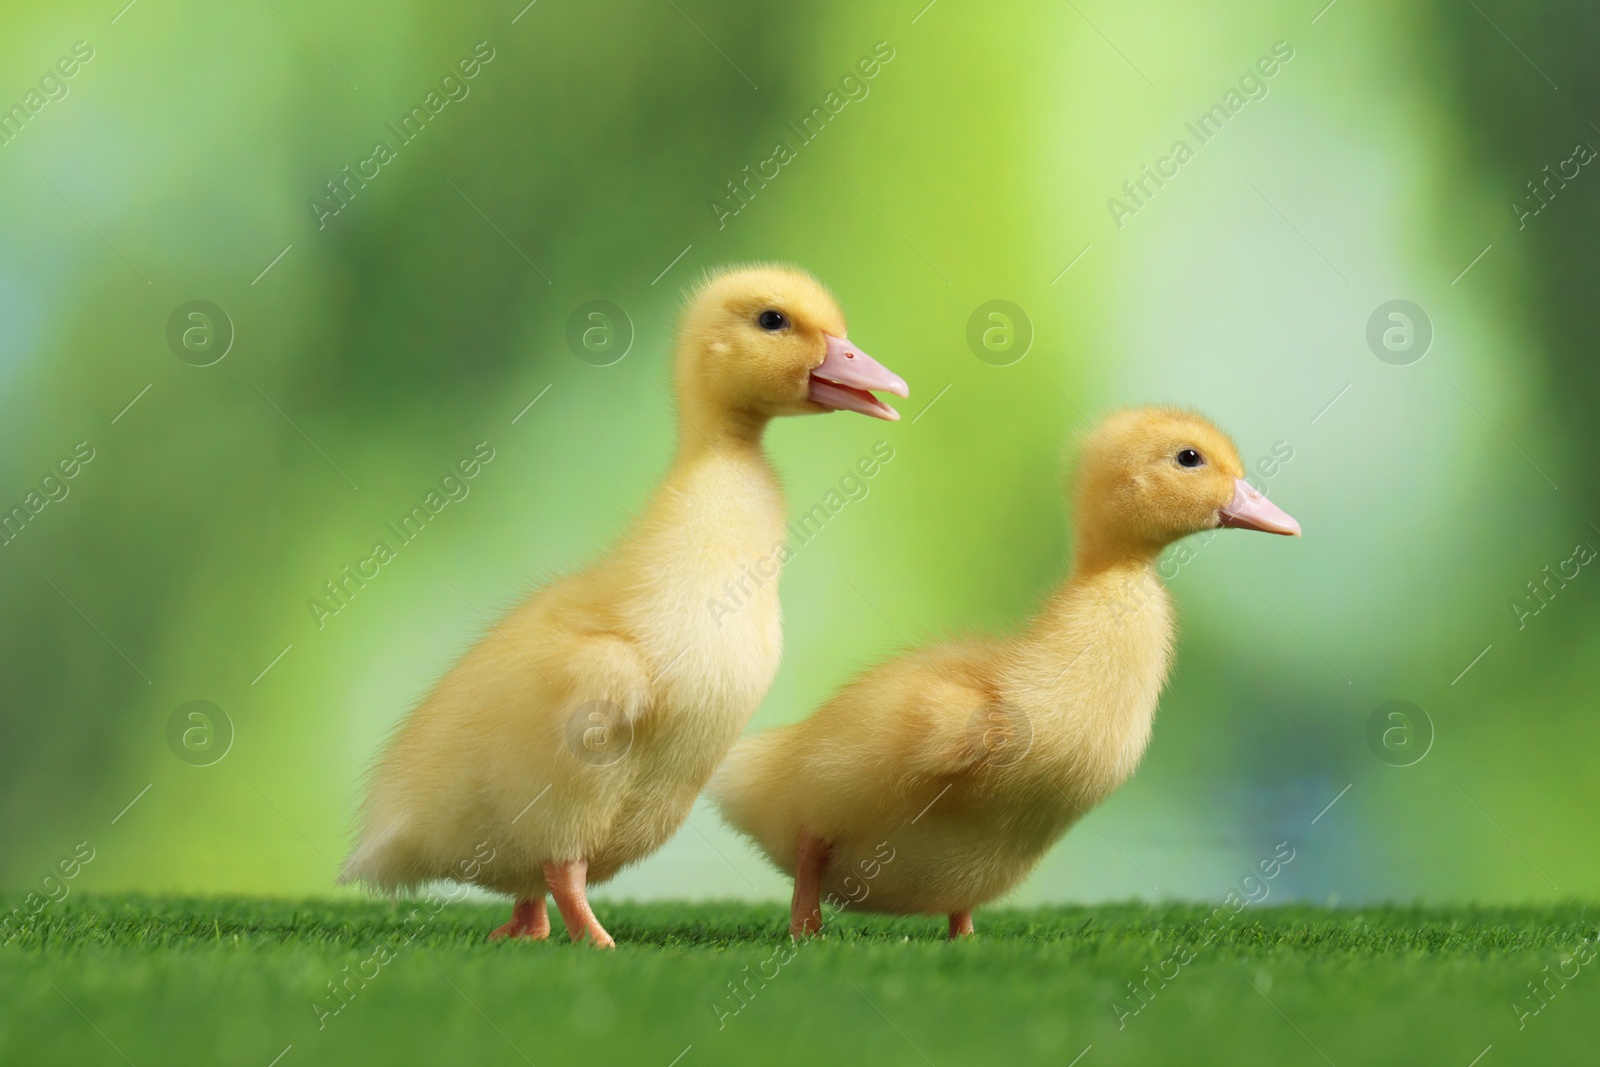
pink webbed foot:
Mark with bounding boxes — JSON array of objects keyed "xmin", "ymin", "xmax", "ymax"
[
  {"xmin": 489, "ymin": 897, "xmax": 551, "ymax": 941},
  {"xmin": 948, "ymin": 910, "xmax": 975, "ymax": 939},
  {"xmin": 543, "ymin": 859, "xmax": 615, "ymax": 948},
  {"xmin": 790, "ymin": 829, "xmax": 831, "ymax": 938}
]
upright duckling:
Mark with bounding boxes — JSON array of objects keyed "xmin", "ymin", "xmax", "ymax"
[
  {"xmin": 712, "ymin": 408, "xmax": 1298, "ymax": 938},
  {"xmin": 342, "ymin": 265, "xmax": 908, "ymax": 946}
]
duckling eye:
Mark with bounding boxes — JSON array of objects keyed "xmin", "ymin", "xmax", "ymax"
[
  {"xmin": 757, "ymin": 309, "xmax": 788, "ymax": 331},
  {"xmin": 1176, "ymin": 448, "xmax": 1203, "ymax": 468}
]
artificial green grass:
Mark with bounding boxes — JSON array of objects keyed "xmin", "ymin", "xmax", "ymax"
[{"xmin": 2, "ymin": 895, "xmax": 1595, "ymax": 1066}]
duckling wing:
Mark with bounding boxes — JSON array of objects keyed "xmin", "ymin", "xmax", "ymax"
[
  {"xmin": 712, "ymin": 644, "xmax": 1001, "ymax": 867},
  {"xmin": 340, "ymin": 587, "xmax": 661, "ymax": 891},
  {"xmin": 863, "ymin": 645, "xmax": 1011, "ymax": 781}
]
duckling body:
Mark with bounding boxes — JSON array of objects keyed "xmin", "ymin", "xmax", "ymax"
[
  {"xmin": 713, "ymin": 408, "xmax": 1298, "ymax": 935},
  {"xmin": 342, "ymin": 266, "xmax": 908, "ymax": 945},
  {"xmin": 715, "ymin": 564, "xmax": 1171, "ymax": 916},
  {"xmin": 352, "ymin": 445, "xmax": 784, "ymax": 888}
]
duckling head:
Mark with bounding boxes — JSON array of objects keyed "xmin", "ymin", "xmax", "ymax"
[
  {"xmin": 1070, "ymin": 406, "xmax": 1300, "ymax": 566},
  {"xmin": 676, "ymin": 265, "xmax": 909, "ymax": 425}
]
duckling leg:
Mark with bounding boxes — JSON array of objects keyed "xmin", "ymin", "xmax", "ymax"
[
  {"xmin": 789, "ymin": 829, "xmax": 830, "ymax": 937},
  {"xmin": 542, "ymin": 859, "xmax": 616, "ymax": 948},
  {"xmin": 948, "ymin": 911, "xmax": 975, "ymax": 939},
  {"xmin": 488, "ymin": 897, "xmax": 550, "ymax": 941}
]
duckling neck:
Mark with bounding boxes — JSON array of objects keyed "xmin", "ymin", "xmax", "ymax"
[
  {"xmin": 1069, "ymin": 527, "xmax": 1164, "ymax": 577},
  {"xmin": 618, "ymin": 398, "xmax": 784, "ymax": 613},
  {"xmin": 1035, "ymin": 552, "xmax": 1174, "ymax": 665},
  {"xmin": 670, "ymin": 403, "xmax": 771, "ymax": 467},
  {"xmin": 1007, "ymin": 550, "xmax": 1176, "ymax": 790},
  {"xmin": 652, "ymin": 398, "xmax": 790, "ymax": 556}
]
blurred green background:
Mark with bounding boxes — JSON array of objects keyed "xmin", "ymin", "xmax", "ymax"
[{"xmin": 1, "ymin": 0, "xmax": 1594, "ymax": 908}]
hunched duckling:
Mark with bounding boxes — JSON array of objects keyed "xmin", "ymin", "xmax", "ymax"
[
  {"xmin": 341, "ymin": 265, "xmax": 908, "ymax": 946},
  {"xmin": 712, "ymin": 407, "xmax": 1299, "ymax": 938}
]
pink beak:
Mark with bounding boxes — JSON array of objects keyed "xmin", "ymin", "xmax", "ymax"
[
  {"xmin": 807, "ymin": 334, "xmax": 909, "ymax": 421},
  {"xmin": 1218, "ymin": 478, "xmax": 1301, "ymax": 537}
]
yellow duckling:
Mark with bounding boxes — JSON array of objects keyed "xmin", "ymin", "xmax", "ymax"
[
  {"xmin": 712, "ymin": 407, "xmax": 1299, "ymax": 938},
  {"xmin": 342, "ymin": 265, "xmax": 908, "ymax": 946}
]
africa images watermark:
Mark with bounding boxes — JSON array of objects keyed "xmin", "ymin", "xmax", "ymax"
[
  {"xmin": 306, "ymin": 441, "xmax": 497, "ymax": 629},
  {"xmin": 1105, "ymin": 41, "xmax": 1296, "ymax": 230},
  {"xmin": 710, "ymin": 40, "xmax": 896, "ymax": 229},
  {"xmin": 0, "ymin": 40, "xmax": 96, "ymax": 148},
  {"xmin": 312, "ymin": 840, "xmax": 497, "ymax": 1030},
  {"xmin": 1511, "ymin": 931, "xmax": 1599, "ymax": 1031},
  {"xmin": 309, "ymin": 41, "xmax": 498, "ymax": 229},
  {"xmin": 0, "ymin": 440, "xmax": 96, "ymax": 549},
  {"xmin": 1512, "ymin": 135, "xmax": 1596, "ymax": 230},
  {"xmin": 1509, "ymin": 530, "xmax": 1595, "ymax": 631},
  {"xmin": 709, "ymin": 840, "xmax": 896, "ymax": 1030},
  {"xmin": 707, "ymin": 440, "xmax": 895, "ymax": 628},
  {"xmin": 0, "ymin": 839, "xmax": 96, "ymax": 944},
  {"xmin": 1112, "ymin": 840, "xmax": 1297, "ymax": 1030}
]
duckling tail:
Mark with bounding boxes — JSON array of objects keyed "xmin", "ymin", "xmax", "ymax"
[{"xmin": 338, "ymin": 816, "xmax": 416, "ymax": 893}]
